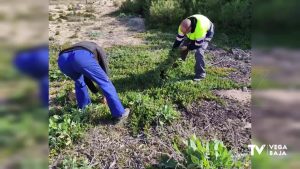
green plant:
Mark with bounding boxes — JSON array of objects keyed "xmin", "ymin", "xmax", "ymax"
[
  {"xmin": 125, "ymin": 93, "xmax": 178, "ymax": 135},
  {"xmin": 120, "ymin": 0, "xmax": 150, "ymax": 15},
  {"xmin": 86, "ymin": 31, "xmax": 102, "ymax": 39},
  {"xmin": 60, "ymin": 156, "xmax": 92, "ymax": 169},
  {"xmin": 49, "ymin": 114, "xmax": 85, "ymax": 155},
  {"xmin": 148, "ymin": 0, "xmax": 184, "ymax": 28},
  {"xmin": 156, "ymin": 105, "xmax": 179, "ymax": 126},
  {"xmin": 158, "ymin": 135, "xmax": 248, "ymax": 169}
]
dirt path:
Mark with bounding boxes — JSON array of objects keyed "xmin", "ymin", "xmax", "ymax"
[{"xmin": 49, "ymin": 0, "xmax": 145, "ymax": 48}]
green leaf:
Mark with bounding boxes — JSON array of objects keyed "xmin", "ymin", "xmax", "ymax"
[
  {"xmin": 173, "ymin": 143, "xmax": 180, "ymax": 153},
  {"xmin": 190, "ymin": 154, "xmax": 200, "ymax": 164},
  {"xmin": 190, "ymin": 139, "xmax": 197, "ymax": 151},
  {"xmin": 53, "ymin": 115, "xmax": 60, "ymax": 119}
]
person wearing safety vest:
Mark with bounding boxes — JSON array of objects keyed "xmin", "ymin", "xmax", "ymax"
[
  {"xmin": 172, "ymin": 14, "xmax": 214, "ymax": 81},
  {"xmin": 57, "ymin": 41, "xmax": 129, "ymax": 122}
]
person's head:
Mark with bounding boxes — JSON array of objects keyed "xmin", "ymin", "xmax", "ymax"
[{"xmin": 180, "ymin": 19, "xmax": 191, "ymax": 35}]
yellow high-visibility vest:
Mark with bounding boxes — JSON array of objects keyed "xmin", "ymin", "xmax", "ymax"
[{"xmin": 178, "ymin": 14, "xmax": 212, "ymax": 40}]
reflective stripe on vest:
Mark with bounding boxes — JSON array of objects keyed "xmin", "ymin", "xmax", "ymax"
[{"xmin": 178, "ymin": 14, "xmax": 212, "ymax": 41}]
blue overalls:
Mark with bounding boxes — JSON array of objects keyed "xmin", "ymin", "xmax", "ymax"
[
  {"xmin": 14, "ymin": 45, "xmax": 49, "ymax": 107},
  {"xmin": 57, "ymin": 49, "xmax": 125, "ymax": 118}
]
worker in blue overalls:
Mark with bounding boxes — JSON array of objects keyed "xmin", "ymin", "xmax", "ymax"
[
  {"xmin": 57, "ymin": 41, "xmax": 129, "ymax": 121},
  {"xmin": 14, "ymin": 45, "xmax": 49, "ymax": 107}
]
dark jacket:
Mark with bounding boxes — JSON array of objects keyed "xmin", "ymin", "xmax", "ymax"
[{"xmin": 59, "ymin": 41, "xmax": 109, "ymax": 93}]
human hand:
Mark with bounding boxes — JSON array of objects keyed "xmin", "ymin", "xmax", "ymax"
[{"xmin": 101, "ymin": 97, "xmax": 107, "ymax": 105}]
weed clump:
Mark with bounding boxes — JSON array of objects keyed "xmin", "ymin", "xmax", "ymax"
[
  {"xmin": 156, "ymin": 134, "xmax": 250, "ymax": 168},
  {"xmin": 49, "ymin": 114, "xmax": 86, "ymax": 156},
  {"xmin": 123, "ymin": 93, "xmax": 179, "ymax": 135}
]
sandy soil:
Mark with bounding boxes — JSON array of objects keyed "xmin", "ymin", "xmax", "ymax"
[
  {"xmin": 216, "ymin": 89, "xmax": 251, "ymax": 104},
  {"xmin": 49, "ymin": 0, "xmax": 145, "ymax": 48}
]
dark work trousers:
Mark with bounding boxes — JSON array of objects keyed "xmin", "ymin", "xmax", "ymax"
[
  {"xmin": 57, "ymin": 49, "xmax": 125, "ymax": 118},
  {"xmin": 180, "ymin": 24, "xmax": 214, "ymax": 78}
]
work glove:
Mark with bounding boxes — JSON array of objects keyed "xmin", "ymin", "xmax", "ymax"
[{"xmin": 172, "ymin": 39, "xmax": 182, "ymax": 49}]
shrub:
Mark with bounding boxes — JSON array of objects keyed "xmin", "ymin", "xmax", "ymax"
[
  {"xmin": 218, "ymin": 0, "xmax": 251, "ymax": 33},
  {"xmin": 120, "ymin": 0, "xmax": 150, "ymax": 15},
  {"xmin": 148, "ymin": 0, "xmax": 185, "ymax": 28}
]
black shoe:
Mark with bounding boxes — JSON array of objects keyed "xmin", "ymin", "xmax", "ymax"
[
  {"xmin": 193, "ymin": 74, "xmax": 206, "ymax": 81},
  {"xmin": 113, "ymin": 108, "xmax": 130, "ymax": 125},
  {"xmin": 193, "ymin": 77, "xmax": 203, "ymax": 81}
]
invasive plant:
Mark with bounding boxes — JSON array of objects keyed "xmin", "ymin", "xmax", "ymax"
[
  {"xmin": 158, "ymin": 135, "xmax": 248, "ymax": 169},
  {"xmin": 125, "ymin": 93, "xmax": 178, "ymax": 135},
  {"xmin": 60, "ymin": 156, "xmax": 92, "ymax": 169},
  {"xmin": 49, "ymin": 114, "xmax": 85, "ymax": 155}
]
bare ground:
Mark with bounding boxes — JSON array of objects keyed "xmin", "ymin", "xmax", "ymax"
[{"xmin": 49, "ymin": 0, "xmax": 145, "ymax": 48}]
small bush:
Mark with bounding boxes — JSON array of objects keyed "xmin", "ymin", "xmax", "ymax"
[
  {"xmin": 125, "ymin": 93, "xmax": 179, "ymax": 135},
  {"xmin": 67, "ymin": 3, "xmax": 75, "ymax": 11},
  {"xmin": 60, "ymin": 155, "xmax": 92, "ymax": 169},
  {"xmin": 148, "ymin": 0, "xmax": 185, "ymax": 29},
  {"xmin": 86, "ymin": 31, "xmax": 101, "ymax": 40},
  {"xmin": 120, "ymin": 0, "xmax": 150, "ymax": 15}
]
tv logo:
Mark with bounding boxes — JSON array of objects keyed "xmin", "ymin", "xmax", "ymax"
[
  {"xmin": 248, "ymin": 144, "xmax": 266, "ymax": 155},
  {"xmin": 248, "ymin": 144, "xmax": 287, "ymax": 156}
]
